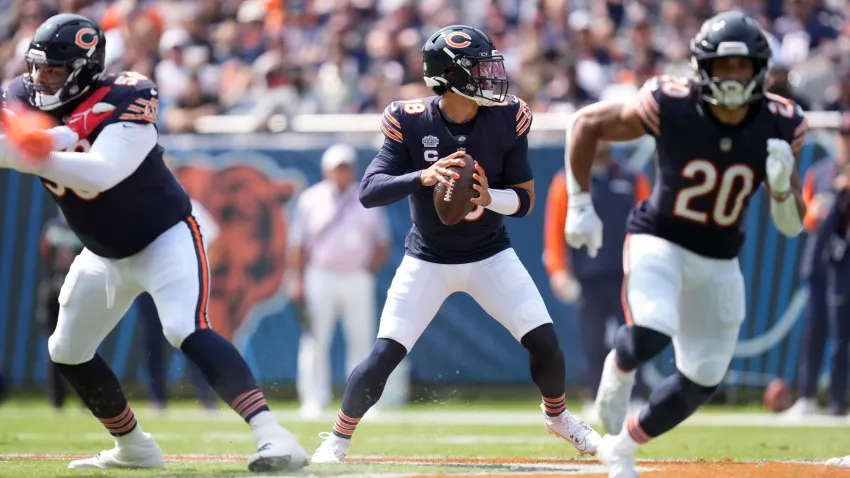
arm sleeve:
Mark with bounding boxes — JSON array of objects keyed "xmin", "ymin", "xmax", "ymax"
[
  {"xmin": 635, "ymin": 173, "xmax": 651, "ymax": 203},
  {"xmin": 543, "ymin": 173, "xmax": 569, "ymax": 276},
  {"xmin": 37, "ymin": 122, "xmax": 157, "ymax": 192},
  {"xmin": 358, "ymin": 137, "xmax": 422, "ymax": 208}
]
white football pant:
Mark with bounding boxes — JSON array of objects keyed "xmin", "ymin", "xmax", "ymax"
[
  {"xmin": 48, "ymin": 216, "xmax": 212, "ymax": 365},
  {"xmin": 622, "ymin": 233, "xmax": 746, "ymax": 387},
  {"xmin": 377, "ymin": 248, "xmax": 553, "ymax": 352}
]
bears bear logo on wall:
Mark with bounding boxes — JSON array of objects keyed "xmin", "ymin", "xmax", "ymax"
[{"xmin": 173, "ymin": 154, "xmax": 306, "ymax": 342}]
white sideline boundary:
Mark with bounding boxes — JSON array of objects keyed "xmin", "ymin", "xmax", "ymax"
[{"xmin": 4, "ymin": 407, "xmax": 846, "ymax": 427}]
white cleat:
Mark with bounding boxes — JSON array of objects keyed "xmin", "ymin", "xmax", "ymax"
[
  {"xmin": 827, "ymin": 455, "xmax": 850, "ymax": 468},
  {"xmin": 597, "ymin": 433, "xmax": 639, "ymax": 478},
  {"xmin": 68, "ymin": 433, "xmax": 165, "ymax": 469},
  {"xmin": 596, "ymin": 351, "xmax": 636, "ymax": 435},
  {"xmin": 311, "ymin": 432, "xmax": 350, "ymax": 463},
  {"xmin": 247, "ymin": 428, "xmax": 309, "ymax": 472},
  {"xmin": 541, "ymin": 404, "xmax": 602, "ymax": 455}
]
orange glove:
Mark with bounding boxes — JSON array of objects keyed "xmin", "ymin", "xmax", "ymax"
[{"xmin": 1, "ymin": 106, "xmax": 56, "ymax": 163}]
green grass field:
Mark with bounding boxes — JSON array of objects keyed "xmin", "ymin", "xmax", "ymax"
[{"xmin": 2, "ymin": 398, "xmax": 850, "ymax": 477}]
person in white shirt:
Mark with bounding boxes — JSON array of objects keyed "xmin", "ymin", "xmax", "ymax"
[{"xmin": 289, "ymin": 144, "xmax": 390, "ymax": 418}]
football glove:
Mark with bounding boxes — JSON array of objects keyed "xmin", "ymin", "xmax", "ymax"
[
  {"xmin": 566, "ymin": 192, "xmax": 603, "ymax": 258},
  {"xmin": 766, "ymin": 138, "xmax": 794, "ymax": 195}
]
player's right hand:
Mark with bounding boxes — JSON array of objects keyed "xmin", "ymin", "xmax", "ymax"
[
  {"xmin": 565, "ymin": 192, "xmax": 603, "ymax": 258},
  {"xmin": 420, "ymin": 151, "xmax": 466, "ymax": 188}
]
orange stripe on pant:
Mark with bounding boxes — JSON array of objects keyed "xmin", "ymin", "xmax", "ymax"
[
  {"xmin": 621, "ymin": 233, "xmax": 633, "ymax": 326},
  {"xmin": 184, "ymin": 215, "xmax": 211, "ymax": 330}
]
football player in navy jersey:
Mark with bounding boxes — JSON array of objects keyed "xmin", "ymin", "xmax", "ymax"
[
  {"xmin": 564, "ymin": 12, "xmax": 806, "ymax": 477},
  {"xmin": 0, "ymin": 14, "xmax": 307, "ymax": 472},
  {"xmin": 311, "ymin": 25, "xmax": 601, "ymax": 463}
]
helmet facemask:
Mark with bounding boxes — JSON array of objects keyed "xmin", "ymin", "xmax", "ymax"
[{"xmin": 424, "ymin": 48, "xmax": 509, "ymax": 106}]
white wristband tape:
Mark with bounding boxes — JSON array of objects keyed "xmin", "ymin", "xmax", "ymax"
[{"xmin": 485, "ymin": 188, "xmax": 520, "ymax": 216}]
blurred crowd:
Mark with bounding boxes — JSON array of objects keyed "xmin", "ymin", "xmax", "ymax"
[{"xmin": 3, "ymin": 0, "xmax": 850, "ymax": 133}]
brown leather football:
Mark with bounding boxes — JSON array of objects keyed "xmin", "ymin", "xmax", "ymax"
[{"xmin": 433, "ymin": 153, "xmax": 476, "ymax": 226}]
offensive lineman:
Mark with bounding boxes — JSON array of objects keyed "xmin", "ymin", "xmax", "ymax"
[
  {"xmin": 0, "ymin": 14, "xmax": 307, "ymax": 472},
  {"xmin": 311, "ymin": 24, "xmax": 601, "ymax": 463},
  {"xmin": 564, "ymin": 12, "xmax": 806, "ymax": 477}
]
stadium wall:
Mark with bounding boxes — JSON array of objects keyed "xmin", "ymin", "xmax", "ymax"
[{"xmin": 0, "ymin": 133, "xmax": 834, "ymax": 397}]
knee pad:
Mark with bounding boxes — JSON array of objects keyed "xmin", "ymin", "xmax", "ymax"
[
  {"xmin": 48, "ymin": 334, "xmax": 90, "ymax": 365},
  {"xmin": 615, "ymin": 325, "xmax": 671, "ymax": 369},
  {"xmin": 520, "ymin": 323, "xmax": 562, "ymax": 359},
  {"xmin": 680, "ymin": 358, "xmax": 729, "ymax": 387},
  {"xmin": 162, "ymin": 322, "xmax": 194, "ymax": 348}
]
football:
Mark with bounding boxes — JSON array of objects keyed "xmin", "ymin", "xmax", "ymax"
[
  {"xmin": 433, "ymin": 153, "xmax": 477, "ymax": 226},
  {"xmin": 763, "ymin": 378, "xmax": 792, "ymax": 413}
]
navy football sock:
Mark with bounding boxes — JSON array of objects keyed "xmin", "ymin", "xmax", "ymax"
[
  {"xmin": 521, "ymin": 324, "xmax": 567, "ymax": 416},
  {"xmin": 54, "ymin": 355, "xmax": 138, "ymax": 436},
  {"xmin": 334, "ymin": 338, "xmax": 407, "ymax": 439},
  {"xmin": 627, "ymin": 371, "xmax": 717, "ymax": 444},
  {"xmin": 180, "ymin": 329, "xmax": 269, "ymax": 422}
]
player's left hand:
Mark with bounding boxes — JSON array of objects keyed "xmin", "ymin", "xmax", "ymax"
[
  {"xmin": 766, "ymin": 138, "xmax": 794, "ymax": 196},
  {"xmin": 64, "ymin": 87, "xmax": 116, "ymax": 140},
  {"xmin": 471, "ymin": 161, "xmax": 491, "ymax": 207}
]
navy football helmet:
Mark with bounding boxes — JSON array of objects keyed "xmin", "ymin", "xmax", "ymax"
[
  {"xmin": 422, "ymin": 25, "xmax": 509, "ymax": 106},
  {"xmin": 23, "ymin": 14, "xmax": 107, "ymax": 111},
  {"xmin": 690, "ymin": 11, "xmax": 772, "ymax": 108}
]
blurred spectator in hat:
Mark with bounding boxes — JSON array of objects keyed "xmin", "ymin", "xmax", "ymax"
[{"xmin": 289, "ymin": 144, "xmax": 390, "ymax": 419}]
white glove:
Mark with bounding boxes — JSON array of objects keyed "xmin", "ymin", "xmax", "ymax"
[
  {"xmin": 766, "ymin": 138, "xmax": 794, "ymax": 195},
  {"xmin": 565, "ymin": 192, "xmax": 603, "ymax": 258}
]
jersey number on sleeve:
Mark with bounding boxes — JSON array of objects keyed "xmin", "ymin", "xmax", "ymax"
[
  {"xmin": 42, "ymin": 139, "xmax": 101, "ymax": 200},
  {"xmin": 114, "ymin": 71, "xmax": 149, "ymax": 86},
  {"xmin": 658, "ymin": 76, "xmax": 691, "ymax": 98},
  {"xmin": 673, "ymin": 160, "xmax": 755, "ymax": 226}
]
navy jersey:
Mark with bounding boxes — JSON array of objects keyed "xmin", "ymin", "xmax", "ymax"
[
  {"xmin": 3, "ymin": 72, "xmax": 191, "ymax": 259},
  {"xmin": 378, "ymin": 95, "xmax": 533, "ymax": 264},
  {"xmin": 628, "ymin": 76, "xmax": 808, "ymax": 259}
]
